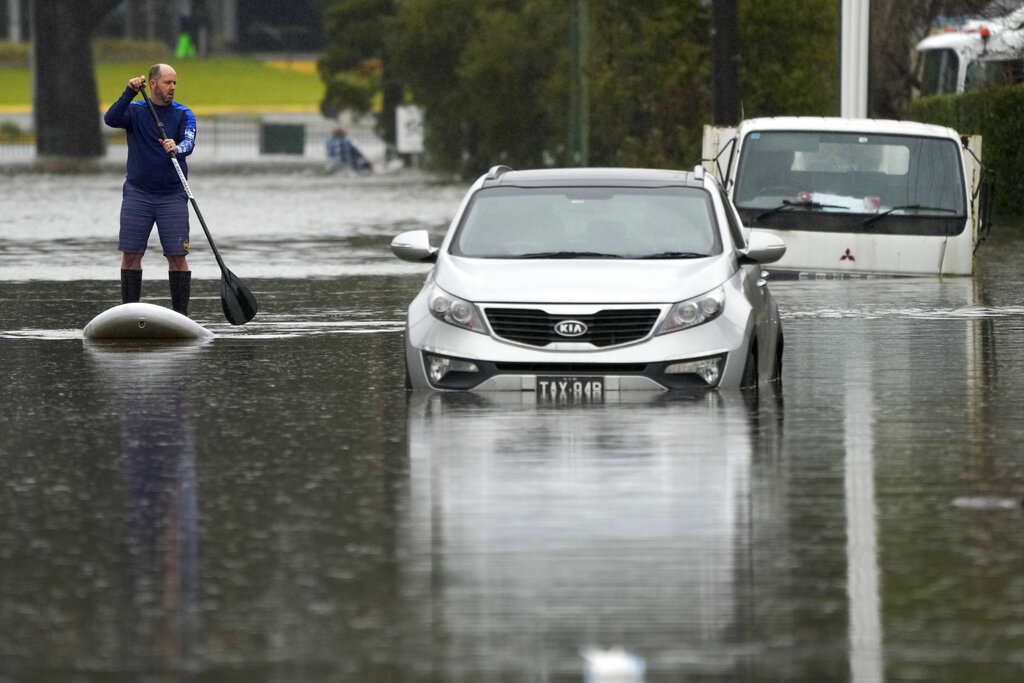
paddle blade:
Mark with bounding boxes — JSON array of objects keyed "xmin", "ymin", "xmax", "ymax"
[{"xmin": 220, "ymin": 269, "xmax": 259, "ymax": 325}]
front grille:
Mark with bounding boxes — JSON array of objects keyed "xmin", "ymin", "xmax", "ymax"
[
  {"xmin": 493, "ymin": 362, "xmax": 647, "ymax": 373},
  {"xmin": 485, "ymin": 308, "xmax": 661, "ymax": 347}
]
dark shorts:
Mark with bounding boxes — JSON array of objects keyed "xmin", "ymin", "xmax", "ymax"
[{"xmin": 118, "ymin": 181, "xmax": 190, "ymax": 255}]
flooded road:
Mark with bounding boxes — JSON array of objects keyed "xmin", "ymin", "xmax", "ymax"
[{"xmin": 2, "ymin": 171, "xmax": 1024, "ymax": 681}]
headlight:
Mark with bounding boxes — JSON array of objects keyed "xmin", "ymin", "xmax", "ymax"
[
  {"xmin": 656, "ymin": 286, "xmax": 725, "ymax": 335},
  {"xmin": 427, "ymin": 285, "xmax": 487, "ymax": 333}
]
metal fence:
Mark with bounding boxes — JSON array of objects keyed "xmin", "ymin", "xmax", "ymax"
[{"xmin": 0, "ymin": 113, "xmax": 387, "ymax": 166}]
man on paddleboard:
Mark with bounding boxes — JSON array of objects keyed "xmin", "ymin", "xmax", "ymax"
[{"xmin": 104, "ymin": 63, "xmax": 196, "ymax": 316}]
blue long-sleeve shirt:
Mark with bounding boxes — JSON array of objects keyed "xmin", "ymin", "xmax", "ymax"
[{"xmin": 104, "ymin": 86, "xmax": 196, "ymax": 195}]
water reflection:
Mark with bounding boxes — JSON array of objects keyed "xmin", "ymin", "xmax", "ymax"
[
  {"xmin": 5, "ymin": 173, "xmax": 1024, "ymax": 679},
  {"xmin": 86, "ymin": 342, "xmax": 205, "ymax": 679},
  {"xmin": 844, "ymin": 355, "xmax": 882, "ymax": 683},
  {"xmin": 401, "ymin": 389, "xmax": 782, "ymax": 678}
]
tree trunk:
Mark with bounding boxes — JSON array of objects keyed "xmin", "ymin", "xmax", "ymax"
[{"xmin": 31, "ymin": 0, "xmax": 121, "ymax": 158}]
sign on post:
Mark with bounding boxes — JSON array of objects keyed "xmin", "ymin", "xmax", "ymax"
[{"xmin": 396, "ymin": 105, "xmax": 424, "ymax": 155}]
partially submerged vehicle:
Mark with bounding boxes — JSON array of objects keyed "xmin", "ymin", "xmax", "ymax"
[
  {"xmin": 391, "ymin": 166, "xmax": 786, "ymax": 394},
  {"xmin": 702, "ymin": 116, "xmax": 993, "ymax": 277}
]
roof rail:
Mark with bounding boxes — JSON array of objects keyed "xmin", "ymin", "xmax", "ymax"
[
  {"xmin": 692, "ymin": 164, "xmax": 705, "ymax": 181},
  {"xmin": 485, "ymin": 165, "xmax": 513, "ymax": 180}
]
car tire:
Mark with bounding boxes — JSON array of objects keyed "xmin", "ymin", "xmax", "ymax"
[{"xmin": 740, "ymin": 340, "xmax": 758, "ymax": 389}]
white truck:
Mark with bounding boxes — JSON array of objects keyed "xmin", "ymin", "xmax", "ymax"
[
  {"xmin": 702, "ymin": 116, "xmax": 992, "ymax": 277},
  {"xmin": 916, "ymin": 5, "xmax": 1024, "ymax": 96}
]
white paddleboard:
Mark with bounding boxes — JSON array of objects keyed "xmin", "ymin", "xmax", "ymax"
[{"xmin": 83, "ymin": 302, "xmax": 214, "ymax": 340}]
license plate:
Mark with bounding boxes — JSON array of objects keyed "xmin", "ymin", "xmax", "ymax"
[{"xmin": 536, "ymin": 376, "xmax": 604, "ymax": 401}]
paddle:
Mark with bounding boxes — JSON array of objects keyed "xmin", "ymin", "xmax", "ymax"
[{"xmin": 139, "ymin": 84, "xmax": 259, "ymax": 325}]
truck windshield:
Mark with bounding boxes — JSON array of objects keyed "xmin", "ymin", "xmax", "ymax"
[
  {"xmin": 964, "ymin": 57, "xmax": 1024, "ymax": 92},
  {"xmin": 919, "ymin": 48, "xmax": 960, "ymax": 96},
  {"xmin": 732, "ymin": 131, "xmax": 966, "ymax": 228}
]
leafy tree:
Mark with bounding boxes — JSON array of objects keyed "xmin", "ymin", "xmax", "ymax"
[
  {"xmin": 456, "ymin": 2, "xmax": 562, "ymax": 171},
  {"xmin": 586, "ymin": 0, "xmax": 711, "ymax": 167},
  {"xmin": 385, "ymin": 0, "xmax": 482, "ymax": 173},
  {"xmin": 32, "ymin": 0, "xmax": 122, "ymax": 158},
  {"xmin": 328, "ymin": 0, "xmax": 855, "ymax": 176},
  {"xmin": 737, "ymin": 0, "xmax": 839, "ymax": 118},
  {"xmin": 318, "ymin": 0, "xmax": 403, "ymax": 144},
  {"xmin": 385, "ymin": 0, "xmax": 715, "ymax": 175}
]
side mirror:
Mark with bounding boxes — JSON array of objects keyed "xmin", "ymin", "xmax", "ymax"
[
  {"xmin": 742, "ymin": 230, "xmax": 787, "ymax": 264},
  {"xmin": 391, "ymin": 230, "xmax": 438, "ymax": 263}
]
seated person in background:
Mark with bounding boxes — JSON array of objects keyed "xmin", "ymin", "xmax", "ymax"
[{"xmin": 326, "ymin": 126, "xmax": 373, "ymax": 174}]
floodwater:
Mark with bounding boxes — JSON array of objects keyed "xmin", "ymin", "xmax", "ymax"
[{"xmin": 2, "ymin": 171, "xmax": 1024, "ymax": 682}]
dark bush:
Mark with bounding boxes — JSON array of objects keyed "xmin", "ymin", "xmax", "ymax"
[{"xmin": 909, "ymin": 86, "xmax": 1024, "ymax": 217}]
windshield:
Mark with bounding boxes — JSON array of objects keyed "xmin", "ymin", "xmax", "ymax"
[
  {"xmin": 919, "ymin": 48, "xmax": 960, "ymax": 96},
  {"xmin": 965, "ymin": 57, "xmax": 1024, "ymax": 92},
  {"xmin": 451, "ymin": 186, "xmax": 722, "ymax": 259},
  {"xmin": 733, "ymin": 131, "xmax": 966, "ymax": 217}
]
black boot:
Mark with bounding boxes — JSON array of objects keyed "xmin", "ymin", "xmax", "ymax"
[
  {"xmin": 121, "ymin": 269, "xmax": 142, "ymax": 304},
  {"xmin": 169, "ymin": 271, "xmax": 191, "ymax": 316}
]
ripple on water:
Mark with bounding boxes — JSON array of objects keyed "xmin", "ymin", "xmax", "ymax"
[{"xmin": 784, "ymin": 305, "xmax": 1024, "ymax": 320}]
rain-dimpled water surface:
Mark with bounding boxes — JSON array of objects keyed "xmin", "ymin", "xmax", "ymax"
[{"xmin": 2, "ymin": 170, "xmax": 1024, "ymax": 682}]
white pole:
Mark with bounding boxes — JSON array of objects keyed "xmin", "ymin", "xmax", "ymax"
[
  {"xmin": 8, "ymin": 0, "xmax": 22, "ymax": 42},
  {"xmin": 145, "ymin": 0, "xmax": 155, "ymax": 41},
  {"xmin": 222, "ymin": 0, "xmax": 237, "ymax": 45},
  {"xmin": 841, "ymin": 0, "xmax": 869, "ymax": 118}
]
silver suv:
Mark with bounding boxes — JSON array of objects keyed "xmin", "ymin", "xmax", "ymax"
[{"xmin": 391, "ymin": 166, "xmax": 786, "ymax": 396}]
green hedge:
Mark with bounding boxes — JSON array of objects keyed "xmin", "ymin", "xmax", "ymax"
[
  {"xmin": 0, "ymin": 40, "xmax": 30, "ymax": 68},
  {"xmin": 908, "ymin": 86, "xmax": 1024, "ymax": 216},
  {"xmin": 92, "ymin": 38, "xmax": 171, "ymax": 63}
]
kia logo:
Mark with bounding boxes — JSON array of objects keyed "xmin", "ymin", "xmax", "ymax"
[{"xmin": 554, "ymin": 320, "xmax": 588, "ymax": 337}]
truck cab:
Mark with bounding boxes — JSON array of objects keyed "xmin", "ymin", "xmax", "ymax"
[
  {"xmin": 915, "ymin": 7, "xmax": 1024, "ymax": 97},
  {"xmin": 702, "ymin": 117, "xmax": 992, "ymax": 277}
]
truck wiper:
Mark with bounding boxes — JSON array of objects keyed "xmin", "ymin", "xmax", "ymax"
[
  {"xmin": 754, "ymin": 199, "xmax": 848, "ymax": 222},
  {"xmin": 862, "ymin": 204, "xmax": 959, "ymax": 226},
  {"xmin": 638, "ymin": 251, "xmax": 708, "ymax": 259},
  {"xmin": 517, "ymin": 251, "xmax": 623, "ymax": 259}
]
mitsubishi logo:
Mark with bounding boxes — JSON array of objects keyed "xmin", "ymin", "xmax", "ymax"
[
  {"xmin": 554, "ymin": 320, "xmax": 588, "ymax": 337},
  {"xmin": 840, "ymin": 248, "xmax": 855, "ymax": 261}
]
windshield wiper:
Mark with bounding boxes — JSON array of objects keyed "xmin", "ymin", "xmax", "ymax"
[
  {"xmin": 516, "ymin": 251, "xmax": 623, "ymax": 259},
  {"xmin": 754, "ymin": 199, "xmax": 848, "ymax": 222},
  {"xmin": 638, "ymin": 251, "xmax": 708, "ymax": 259},
  {"xmin": 862, "ymin": 204, "xmax": 959, "ymax": 226}
]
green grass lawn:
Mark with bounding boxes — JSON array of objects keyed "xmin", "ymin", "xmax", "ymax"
[{"xmin": 0, "ymin": 57, "xmax": 325, "ymax": 113}]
